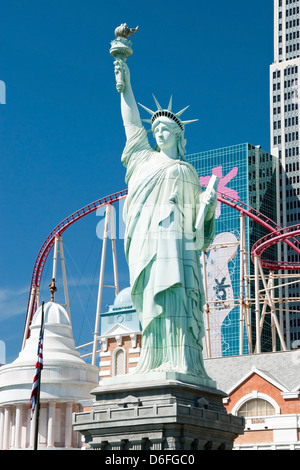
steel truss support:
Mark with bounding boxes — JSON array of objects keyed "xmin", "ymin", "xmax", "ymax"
[
  {"xmin": 254, "ymin": 255, "xmax": 287, "ymax": 354},
  {"xmin": 238, "ymin": 214, "xmax": 252, "ymax": 355}
]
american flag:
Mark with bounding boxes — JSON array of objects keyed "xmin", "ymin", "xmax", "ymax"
[{"xmin": 30, "ymin": 303, "xmax": 45, "ymax": 420}]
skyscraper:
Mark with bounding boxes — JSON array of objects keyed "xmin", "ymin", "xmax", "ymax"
[
  {"xmin": 270, "ymin": 0, "xmax": 300, "ymax": 349},
  {"xmin": 187, "ymin": 143, "xmax": 277, "ymax": 356}
]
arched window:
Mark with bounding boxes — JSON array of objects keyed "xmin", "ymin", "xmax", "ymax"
[
  {"xmin": 113, "ymin": 348, "xmax": 126, "ymax": 376},
  {"xmin": 237, "ymin": 398, "xmax": 276, "ymax": 418}
]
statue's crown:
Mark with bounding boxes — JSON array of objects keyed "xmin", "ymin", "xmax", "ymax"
[{"xmin": 139, "ymin": 95, "xmax": 198, "ymax": 131}]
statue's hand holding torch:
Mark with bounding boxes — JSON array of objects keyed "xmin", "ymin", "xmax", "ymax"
[{"xmin": 114, "ymin": 60, "xmax": 130, "ymax": 94}]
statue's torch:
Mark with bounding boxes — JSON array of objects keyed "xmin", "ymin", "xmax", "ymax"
[{"xmin": 110, "ymin": 23, "xmax": 139, "ymax": 93}]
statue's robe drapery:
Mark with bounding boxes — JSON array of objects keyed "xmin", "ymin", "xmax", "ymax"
[{"xmin": 122, "ymin": 126, "xmax": 215, "ymax": 376}]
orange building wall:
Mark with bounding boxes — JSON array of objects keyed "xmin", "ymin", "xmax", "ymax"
[
  {"xmin": 99, "ymin": 334, "xmax": 142, "ymax": 376},
  {"xmin": 235, "ymin": 429, "xmax": 273, "ymax": 445}
]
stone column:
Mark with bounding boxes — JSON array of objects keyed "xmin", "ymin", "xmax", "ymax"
[
  {"xmin": 0, "ymin": 408, "xmax": 4, "ymax": 450},
  {"xmin": 14, "ymin": 404, "xmax": 23, "ymax": 449},
  {"xmin": 2, "ymin": 406, "xmax": 11, "ymax": 450},
  {"xmin": 29, "ymin": 409, "xmax": 36, "ymax": 448},
  {"xmin": 47, "ymin": 402, "xmax": 56, "ymax": 448},
  {"xmin": 64, "ymin": 403, "xmax": 73, "ymax": 448}
]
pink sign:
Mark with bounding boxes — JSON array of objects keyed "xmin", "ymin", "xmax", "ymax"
[{"xmin": 200, "ymin": 166, "xmax": 239, "ymax": 219}]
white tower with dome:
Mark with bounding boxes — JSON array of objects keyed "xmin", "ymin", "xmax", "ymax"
[{"xmin": 0, "ymin": 301, "xmax": 98, "ymax": 449}]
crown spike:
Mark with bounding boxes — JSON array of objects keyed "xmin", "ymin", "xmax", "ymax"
[
  {"xmin": 176, "ymin": 105, "xmax": 190, "ymax": 117},
  {"xmin": 139, "ymin": 95, "xmax": 198, "ymax": 131},
  {"xmin": 138, "ymin": 102, "xmax": 155, "ymax": 115},
  {"xmin": 152, "ymin": 94, "xmax": 162, "ymax": 110},
  {"xmin": 181, "ymin": 119, "xmax": 199, "ymax": 126}
]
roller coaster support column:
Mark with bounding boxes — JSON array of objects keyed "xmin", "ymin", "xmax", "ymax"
[
  {"xmin": 258, "ymin": 276, "xmax": 272, "ymax": 346},
  {"xmin": 51, "ymin": 235, "xmax": 71, "ymax": 324},
  {"xmin": 58, "ymin": 237, "xmax": 71, "ymax": 324},
  {"xmin": 254, "ymin": 255, "xmax": 261, "ymax": 354},
  {"xmin": 92, "ymin": 204, "xmax": 119, "ymax": 366},
  {"xmin": 52, "ymin": 235, "xmax": 59, "ymax": 283},
  {"xmin": 243, "ymin": 247, "xmax": 252, "ymax": 354},
  {"xmin": 22, "ymin": 285, "xmax": 38, "ymax": 350},
  {"xmin": 110, "ymin": 201, "xmax": 119, "ymax": 299},
  {"xmin": 239, "ymin": 213, "xmax": 253, "ymax": 354},
  {"xmin": 270, "ymin": 272, "xmax": 277, "ymax": 352},
  {"xmin": 257, "ymin": 259, "xmax": 287, "ymax": 352},
  {"xmin": 239, "ymin": 214, "xmax": 245, "ymax": 355},
  {"xmin": 202, "ymin": 251, "xmax": 211, "ymax": 358}
]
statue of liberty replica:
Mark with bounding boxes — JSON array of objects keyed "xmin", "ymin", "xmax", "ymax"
[
  {"xmin": 73, "ymin": 25, "xmax": 245, "ymax": 450},
  {"xmin": 111, "ymin": 24, "xmax": 218, "ymax": 385}
]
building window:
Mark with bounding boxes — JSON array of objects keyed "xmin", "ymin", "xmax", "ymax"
[
  {"xmin": 113, "ymin": 347, "xmax": 126, "ymax": 376},
  {"xmin": 237, "ymin": 398, "xmax": 276, "ymax": 418}
]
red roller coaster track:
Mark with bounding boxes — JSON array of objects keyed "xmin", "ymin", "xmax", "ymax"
[
  {"xmin": 251, "ymin": 224, "xmax": 300, "ymax": 271},
  {"xmin": 23, "ymin": 187, "xmax": 300, "ymax": 340}
]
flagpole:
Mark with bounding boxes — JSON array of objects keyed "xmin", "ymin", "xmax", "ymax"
[
  {"xmin": 33, "ymin": 370, "xmax": 41, "ymax": 451},
  {"xmin": 33, "ymin": 301, "xmax": 45, "ymax": 451}
]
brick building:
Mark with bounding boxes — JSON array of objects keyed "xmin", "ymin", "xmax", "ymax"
[{"xmin": 205, "ymin": 350, "xmax": 300, "ymax": 450}]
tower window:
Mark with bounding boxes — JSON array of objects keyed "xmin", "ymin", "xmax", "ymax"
[{"xmin": 113, "ymin": 348, "xmax": 126, "ymax": 376}]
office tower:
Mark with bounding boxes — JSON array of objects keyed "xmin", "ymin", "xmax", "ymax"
[
  {"xmin": 187, "ymin": 143, "xmax": 277, "ymax": 356},
  {"xmin": 270, "ymin": 0, "xmax": 300, "ymax": 349}
]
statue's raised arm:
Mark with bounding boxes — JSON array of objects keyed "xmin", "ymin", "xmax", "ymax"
[{"xmin": 110, "ymin": 24, "xmax": 142, "ymax": 139}]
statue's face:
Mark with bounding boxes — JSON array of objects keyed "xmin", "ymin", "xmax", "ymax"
[{"xmin": 153, "ymin": 122, "xmax": 177, "ymax": 153}]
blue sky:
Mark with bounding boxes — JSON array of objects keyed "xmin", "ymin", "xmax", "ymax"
[{"xmin": 0, "ymin": 0, "xmax": 274, "ymax": 363}]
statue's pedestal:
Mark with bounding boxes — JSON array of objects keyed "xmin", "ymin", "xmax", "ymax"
[{"xmin": 73, "ymin": 373, "xmax": 244, "ymax": 450}]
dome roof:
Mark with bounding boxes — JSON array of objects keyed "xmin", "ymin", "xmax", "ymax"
[
  {"xmin": 0, "ymin": 300, "xmax": 99, "ymax": 406},
  {"xmin": 31, "ymin": 301, "xmax": 70, "ymax": 329},
  {"xmin": 113, "ymin": 287, "xmax": 133, "ymax": 308}
]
